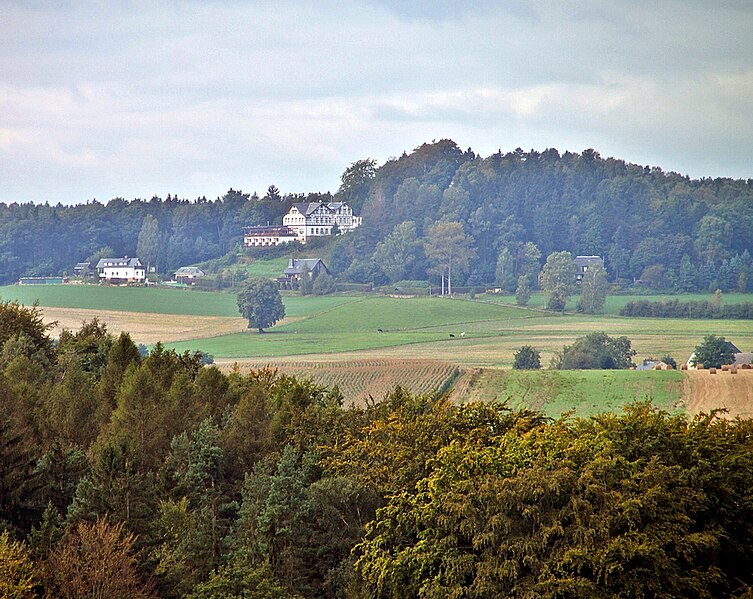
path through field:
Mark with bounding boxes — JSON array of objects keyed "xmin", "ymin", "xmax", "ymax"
[{"xmin": 683, "ymin": 369, "xmax": 753, "ymax": 419}]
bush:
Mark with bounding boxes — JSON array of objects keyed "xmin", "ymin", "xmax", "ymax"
[
  {"xmin": 513, "ymin": 345, "xmax": 541, "ymax": 369},
  {"xmin": 553, "ymin": 332, "xmax": 635, "ymax": 370},
  {"xmin": 312, "ymin": 273, "xmax": 336, "ymax": 295}
]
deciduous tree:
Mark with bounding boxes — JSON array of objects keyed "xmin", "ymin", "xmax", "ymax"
[
  {"xmin": 237, "ymin": 278, "xmax": 286, "ymax": 333},
  {"xmin": 372, "ymin": 221, "xmax": 420, "ymax": 283},
  {"xmin": 136, "ymin": 214, "xmax": 161, "ymax": 275},
  {"xmin": 691, "ymin": 334, "xmax": 735, "ymax": 369},
  {"xmin": 424, "ymin": 221, "xmax": 476, "ymax": 295},
  {"xmin": 578, "ymin": 262, "xmax": 609, "ymax": 313},
  {"xmin": 540, "ymin": 251, "xmax": 577, "ymax": 311},
  {"xmin": 44, "ymin": 518, "xmax": 157, "ymax": 599}
]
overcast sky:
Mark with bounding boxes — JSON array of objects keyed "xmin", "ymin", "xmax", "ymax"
[{"xmin": 2, "ymin": 0, "xmax": 752, "ymax": 205}]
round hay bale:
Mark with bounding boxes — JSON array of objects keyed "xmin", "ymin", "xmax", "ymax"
[
  {"xmin": 742, "ymin": 364, "xmax": 752, "ymax": 370},
  {"xmin": 654, "ymin": 364, "xmax": 662, "ymax": 370},
  {"xmin": 681, "ymin": 364, "xmax": 688, "ymax": 371},
  {"xmin": 721, "ymin": 365, "xmax": 730, "ymax": 371},
  {"xmin": 731, "ymin": 367, "xmax": 738, "ymax": 374},
  {"xmin": 709, "ymin": 368, "xmax": 717, "ymax": 374},
  {"xmin": 697, "ymin": 364, "xmax": 705, "ymax": 370}
]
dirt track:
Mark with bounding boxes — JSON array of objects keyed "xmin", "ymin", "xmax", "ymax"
[{"xmin": 683, "ymin": 369, "xmax": 753, "ymax": 419}]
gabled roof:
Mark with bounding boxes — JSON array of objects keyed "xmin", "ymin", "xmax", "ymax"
[
  {"xmin": 575, "ymin": 255, "xmax": 604, "ymax": 268},
  {"xmin": 290, "ymin": 202, "xmax": 339, "ymax": 216},
  {"xmin": 174, "ymin": 266, "xmax": 205, "ymax": 276},
  {"xmin": 96, "ymin": 257, "xmax": 144, "ymax": 269},
  {"xmin": 283, "ymin": 258, "xmax": 328, "ymax": 275}
]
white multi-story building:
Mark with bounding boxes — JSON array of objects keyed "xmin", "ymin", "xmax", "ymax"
[
  {"xmin": 243, "ymin": 225, "xmax": 299, "ymax": 248},
  {"xmin": 282, "ymin": 202, "xmax": 361, "ymax": 243},
  {"xmin": 96, "ymin": 257, "xmax": 146, "ymax": 282}
]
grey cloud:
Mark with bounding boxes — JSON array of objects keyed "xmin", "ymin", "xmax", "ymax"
[{"xmin": 1, "ymin": 0, "xmax": 752, "ymax": 204}]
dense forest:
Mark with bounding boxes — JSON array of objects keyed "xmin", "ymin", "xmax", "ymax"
[
  {"xmin": 2, "ymin": 301, "xmax": 753, "ymax": 597},
  {"xmin": 2, "ymin": 140, "xmax": 753, "ymax": 291}
]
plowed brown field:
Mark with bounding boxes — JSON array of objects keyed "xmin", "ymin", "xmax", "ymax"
[{"xmin": 683, "ymin": 369, "xmax": 753, "ymax": 418}]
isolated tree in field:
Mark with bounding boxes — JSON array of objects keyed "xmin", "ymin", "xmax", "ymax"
[
  {"xmin": 373, "ymin": 221, "xmax": 420, "ymax": 283},
  {"xmin": 424, "ymin": 221, "xmax": 476, "ymax": 295},
  {"xmin": 137, "ymin": 214, "xmax": 161, "ymax": 274},
  {"xmin": 513, "ymin": 345, "xmax": 541, "ymax": 369},
  {"xmin": 578, "ymin": 263, "xmax": 609, "ymax": 313},
  {"xmin": 237, "ymin": 278, "xmax": 285, "ymax": 333},
  {"xmin": 691, "ymin": 335, "xmax": 735, "ymax": 369},
  {"xmin": 540, "ymin": 251, "xmax": 577, "ymax": 311}
]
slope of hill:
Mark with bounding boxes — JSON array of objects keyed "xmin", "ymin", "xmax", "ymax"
[{"xmin": 2, "ymin": 141, "xmax": 752, "ymax": 293}]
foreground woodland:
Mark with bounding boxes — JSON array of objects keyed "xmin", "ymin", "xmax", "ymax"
[{"xmin": 2, "ymin": 300, "xmax": 753, "ymax": 598}]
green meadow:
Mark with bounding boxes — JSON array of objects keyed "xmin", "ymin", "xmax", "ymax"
[
  {"xmin": 167, "ymin": 296, "xmax": 527, "ymax": 358},
  {"xmin": 0, "ymin": 284, "xmax": 360, "ymax": 318},
  {"xmin": 2, "ymin": 284, "xmax": 752, "ymax": 370},
  {"xmin": 463, "ymin": 369, "xmax": 686, "ymax": 418}
]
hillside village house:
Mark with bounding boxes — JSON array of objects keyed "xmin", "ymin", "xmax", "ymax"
[
  {"xmin": 96, "ymin": 257, "xmax": 146, "ymax": 283},
  {"xmin": 277, "ymin": 258, "xmax": 330, "ymax": 286},
  {"xmin": 174, "ymin": 266, "xmax": 205, "ymax": 284},
  {"xmin": 575, "ymin": 255, "xmax": 604, "ymax": 281},
  {"xmin": 243, "ymin": 201, "xmax": 361, "ymax": 248}
]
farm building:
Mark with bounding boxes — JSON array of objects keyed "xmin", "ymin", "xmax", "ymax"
[
  {"xmin": 96, "ymin": 257, "xmax": 146, "ymax": 283},
  {"xmin": 278, "ymin": 258, "xmax": 330, "ymax": 285},
  {"xmin": 636, "ymin": 359, "xmax": 672, "ymax": 371},
  {"xmin": 73, "ymin": 262, "xmax": 93, "ymax": 277},
  {"xmin": 686, "ymin": 341, "xmax": 752, "ymax": 369},
  {"xmin": 575, "ymin": 255, "xmax": 604, "ymax": 281},
  {"xmin": 174, "ymin": 266, "xmax": 205, "ymax": 284}
]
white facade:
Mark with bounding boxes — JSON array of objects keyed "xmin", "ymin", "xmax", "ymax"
[
  {"xmin": 282, "ymin": 202, "xmax": 362, "ymax": 243},
  {"xmin": 243, "ymin": 225, "xmax": 299, "ymax": 248},
  {"xmin": 96, "ymin": 257, "xmax": 146, "ymax": 282}
]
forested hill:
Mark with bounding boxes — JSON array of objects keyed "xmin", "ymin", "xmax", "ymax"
[
  {"xmin": 2, "ymin": 140, "xmax": 753, "ymax": 289},
  {"xmin": 333, "ymin": 140, "xmax": 753, "ymax": 290}
]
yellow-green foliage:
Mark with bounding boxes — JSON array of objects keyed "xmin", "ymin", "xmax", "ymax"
[{"xmin": 0, "ymin": 531, "xmax": 35, "ymax": 599}]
